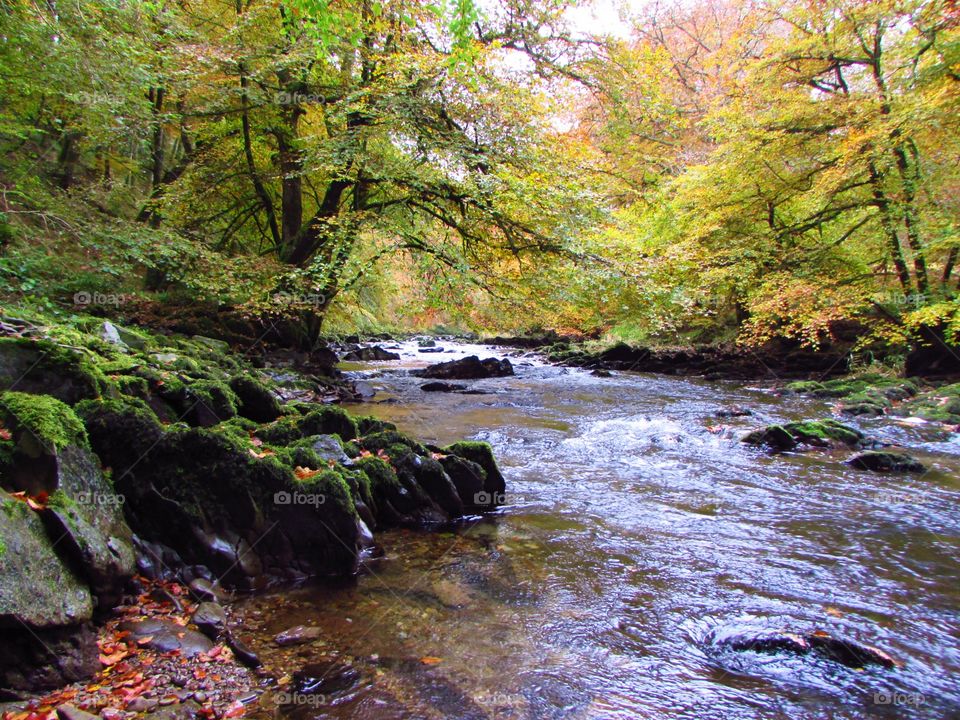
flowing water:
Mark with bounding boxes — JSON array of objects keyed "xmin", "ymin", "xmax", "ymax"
[{"xmin": 239, "ymin": 342, "xmax": 960, "ymax": 720}]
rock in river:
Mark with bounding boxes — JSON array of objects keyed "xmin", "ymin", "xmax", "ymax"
[
  {"xmin": 847, "ymin": 451, "xmax": 927, "ymax": 473},
  {"xmin": 414, "ymin": 355, "xmax": 514, "ymax": 380}
]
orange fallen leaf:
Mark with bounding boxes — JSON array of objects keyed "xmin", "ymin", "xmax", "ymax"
[
  {"xmin": 99, "ymin": 649, "xmax": 129, "ymax": 666},
  {"xmin": 222, "ymin": 701, "xmax": 245, "ymax": 719},
  {"xmin": 294, "ymin": 466, "xmax": 321, "ymax": 480},
  {"xmin": 136, "ymin": 635, "xmax": 154, "ymax": 645},
  {"xmin": 419, "ymin": 656, "xmax": 443, "ymax": 665},
  {"xmin": 248, "ymin": 448, "xmax": 274, "ymax": 459}
]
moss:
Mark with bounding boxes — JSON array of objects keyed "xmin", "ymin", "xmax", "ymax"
[
  {"xmin": 360, "ymin": 430, "xmax": 427, "ymax": 456},
  {"xmin": 354, "ymin": 456, "xmax": 404, "ymax": 494},
  {"xmin": 0, "ymin": 391, "xmax": 89, "ymax": 453},
  {"xmin": 356, "ymin": 416, "xmax": 397, "ymax": 435},
  {"xmin": 99, "ymin": 357, "xmax": 143, "ymax": 374},
  {"xmin": 784, "ymin": 380, "xmax": 826, "ymax": 394},
  {"xmin": 782, "ymin": 420, "xmax": 862, "ymax": 447},
  {"xmin": 293, "ymin": 467, "xmax": 358, "ymax": 519},
  {"xmin": 257, "ymin": 406, "xmax": 358, "ymax": 445},
  {"xmin": 444, "ymin": 441, "xmax": 504, "ymax": 493},
  {"xmin": 274, "ymin": 445, "xmax": 324, "ymax": 470},
  {"xmin": 298, "ymin": 406, "xmax": 358, "ymax": 442},
  {"xmin": 342, "ymin": 440, "xmax": 360, "ymax": 457},
  {"xmin": 188, "ymin": 379, "xmax": 238, "ymax": 421},
  {"xmin": 113, "ymin": 375, "xmax": 150, "ymax": 398},
  {"xmin": 0, "ymin": 337, "xmax": 107, "ymax": 401},
  {"xmin": 229, "ymin": 375, "xmax": 281, "ymax": 422}
]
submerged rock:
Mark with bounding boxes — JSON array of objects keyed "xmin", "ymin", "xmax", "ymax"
[
  {"xmin": 847, "ymin": 451, "xmax": 927, "ymax": 473},
  {"xmin": 421, "ymin": 381, "xmax": 467, "ymax": 392},
  {"xmin": 714, "ymin": 628, "xmax": 899, "ymax": 670},
  {"xmin": 414, "ymin": 355, "xmax": 514, "ymax": 380},
  {"xmin": 274, "ymin": 625, "xmax": 323, "ymax": 647}
]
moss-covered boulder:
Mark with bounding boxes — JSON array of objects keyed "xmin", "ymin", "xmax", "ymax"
[
  {"xmin": 894, "ymin": 383, "xmax": 960, "ymax": 424},
  {"xmin": 258, "ymin": 406, "xmax": 358, "ymax": 445},
  {"xmin": 0, "ymin": 392, "xmax": 89, "ymax": 495},
  {"xmin": 444, "ymin": 441, "xmax": 506, "ymax": 503},
  {"xmin": 229, "ymin": 375, "xmax": 282, "ymax": 422},
  {"xmin": 0, "ymin": 338, "xmax": 106, "ymax": 404},
  {"xmin": 742, "ymin": 420, "xmax": 864, "ymax": 451}
]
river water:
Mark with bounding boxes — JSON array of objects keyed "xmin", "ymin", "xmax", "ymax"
[{"xmin": 238, "ymin": 342, "xmax": 960, "ymax": 720}]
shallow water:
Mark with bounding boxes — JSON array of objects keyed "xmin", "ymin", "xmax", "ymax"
[{"xmin": 239, "ymin": 342, "xmax": 960, "ymax": 720}]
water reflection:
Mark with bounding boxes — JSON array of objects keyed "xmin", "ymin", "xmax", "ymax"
[{"xmin": 238, "ymin": 341, "xmax": 960, "ymax": 719}]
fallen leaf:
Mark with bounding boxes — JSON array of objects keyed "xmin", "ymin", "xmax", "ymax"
[
  {"xmin": 222, "ymin": 701, "xmax": 245, "ymax": 719},
  {"xmin": 294, "ymin": 466, "xmax": 321, "ymax": 480},
  {"xmin": 99, "ymin": 649, "xmax": 129, "ymax": 666},
  {"xmin": 419, "ymin": 656, "xmax": 443, "ymax": 665}
]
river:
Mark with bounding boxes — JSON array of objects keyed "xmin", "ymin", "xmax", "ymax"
[{"xmin": 237, "ymin": 341, "xmax": 960, "ymax": 720}]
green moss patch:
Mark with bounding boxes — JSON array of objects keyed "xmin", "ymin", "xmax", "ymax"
[{"xmin": 0, "ymin": 391, "xmax": 89, "ymax": 454}]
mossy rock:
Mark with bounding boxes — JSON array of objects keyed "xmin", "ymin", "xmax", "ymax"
[
  {"xmin": 356, "ymin": 416, "xmax": 397, "ymax": 435},
  {"xmin": 76, "ymin": 397, "xmax": 164, "ymax": 480},
  {"xmin": 257, "ymin": 406, "xmax": 358, "ymax": 445},
  {"xmin": 184, "ymin": 379, "xmax": 238, "ymax": 426},
  {"xmin": 353, "ymin": 455, "xmax": 439, "ymax": 525},
  {"xmin": 391, "ymin": 452, "xmax": 463, "ymax": 517},
  {"xmin": 0, "ymin": 392, "xmax": 88, "ymax": 457},
  {"xmin": 444, "ymin": 441, "xmax": 506, "ymax": 497},
  {"xmin": 782, "ymin": 420, "xmax": 863, "ymax": 448},
  {"xmin": 743, "ymin": 420, "xmax": 862, "ymax": 451},
  {"xmin": 0, "ymin": 338, "xmax": 106, "ymax": 403},
  {"xmin": 229, "ymin": 375, "xmax": 281, "ymax": 423},
  {"xmin": 359, "ymin": 430, "xmax": 428, "ymax": 457},
  {"xmin": 894, "ymin": 383, "xmax": 960, "ymax": 424}
]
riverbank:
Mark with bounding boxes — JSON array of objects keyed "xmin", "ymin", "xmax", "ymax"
[{"xmin": 0, "ymin": 307, "xmax": 506, "ymax": 718}]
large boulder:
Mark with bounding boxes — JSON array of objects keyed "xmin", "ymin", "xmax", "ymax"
[
  {"xmin": 0, "ymin": 338, "xmax": 106, "ymax": 404},
  {"xmin": 0, "ymin": 491, "xmax": 99, "ymax": 690},
  {"xmin": 742, "ymin": 420, "xmax": 864, "ymax": 451},
  {"xmin": 340, "ymin": 345, "xmax": 400, "ymax": 361},
  {"xmin": 414, "ymin": 355, "xmax": 514, "ymax": 380}
]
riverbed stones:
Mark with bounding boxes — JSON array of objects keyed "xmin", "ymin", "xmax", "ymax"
[
  {"xmin": 191, "ymin": 602, "xmax": 228, "ymax": 639},
  {"xmin": 119, "ymin": 618, "xmax": 214, "ymax": 657},
  {"xmin": 274, "ymin": 624, "xmax": 323, "ymax": 646}
]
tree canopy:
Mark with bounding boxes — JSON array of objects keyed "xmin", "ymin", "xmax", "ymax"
[{"xmin": 0, "ymin": 0, "xmax": 958, "ymax": 354}]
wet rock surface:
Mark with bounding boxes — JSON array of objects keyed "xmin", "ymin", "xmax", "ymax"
[
  {"xmin": 414, "ymin": 355, "xmax": 514, "ymax": 380},
  {"xmin": 710, "ymin": 628, "xmax": 899, "ymax": 670},
  {"xmin": 847, "ymin": 450, "xmax": 927, "ymax": 473}
]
